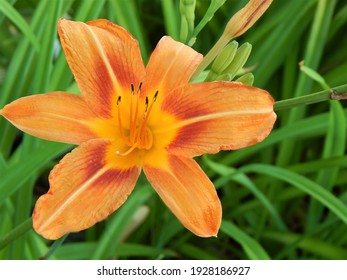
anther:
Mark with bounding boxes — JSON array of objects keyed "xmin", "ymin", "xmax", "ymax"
[
  {"xmin": 131, "ymin": 84, "xmax": 135, "ymax": 94},
  {"xmin": 153, "ymin": 90, "xmax": 159, "ymax": 102},
  {"xmin": 138, "ymin": 82, "xmax": 143, "ymax": 92},
  {"xmin": 145, "ymin": 96, "xmax": 149, "ymax": 112},
  {"xmin": 116, "ymin": 96, "xmax": 121, "ymax": 105}
]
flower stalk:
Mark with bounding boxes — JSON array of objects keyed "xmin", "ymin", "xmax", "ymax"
[
  {"xmin": 274, "ymin": 84, "xmax": 347, "ymax": 112},
  {"xmin": 0, "ymin": 217, "xmax": 32, "ymax": 250}
]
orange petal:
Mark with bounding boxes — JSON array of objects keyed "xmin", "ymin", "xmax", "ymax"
[
  {"xmin": 156, "ymin": 82, "xmax": 276, "ymax": 157},
  {"xmin": 143, "ymin": 154, "xmax": 221, "ymax": 237},
  {"xmin": 143, "ymin": 36, "xmax": 202, "ymax": 99},
  {"xmin": 33, "ymin": 139, "xmax": 141, "ymax": 239},
  {"xmin": 58, "ymin": 18, "xmax": 145, "ymax": 117},
  {"xmin": 1, "ymin": 92, "xmax": 98, "ymax": 144}
]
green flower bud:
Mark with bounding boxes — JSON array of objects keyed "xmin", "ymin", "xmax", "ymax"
[
  {"xmin": 213, "ymin": 41, "xmax": 239, "ymax": 74},
  {"xmin": 180, "ymin": 0, "xmax": 196, "ymax": 43},
  {"xmin": 215, "ymin": 73, "xmax": 232, "ymax": 81},
  {"xmin": 236, "ymin": 73, "xmax": 254, "ymax": 86},
  {"xmin": 206, "ymin": 41, "xmax": 238, "ymax": 81},
  {"xmin": 223, "ymin": 42, "xmax": 252, "ymax": 80}
]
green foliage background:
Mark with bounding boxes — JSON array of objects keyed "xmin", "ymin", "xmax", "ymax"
[{"xmin": 0, "ymin": 0, "xmax": 347, "ymax": 260}]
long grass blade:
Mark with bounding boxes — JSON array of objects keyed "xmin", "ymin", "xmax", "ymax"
[{"xmin": 240, "ymin": 164, "xmax": 347, "ymax": 224}]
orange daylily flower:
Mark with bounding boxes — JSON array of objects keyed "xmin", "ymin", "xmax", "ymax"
[{"xmin": 0, "ymin": 19, "xmax": 276, "ymax": 240}]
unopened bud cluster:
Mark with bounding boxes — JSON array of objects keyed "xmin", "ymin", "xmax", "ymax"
[{"xmin": 206, "ymin": 41, "xmax": 253, "ymax": 85}]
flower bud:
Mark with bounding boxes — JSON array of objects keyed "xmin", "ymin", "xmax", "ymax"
[
  {"xmin": 206, "ymin": 41, "xmax": 238, "ymax": 81},
  {"xmin": 192, "ymin": 0, "xmax": 272, "ymax": 80},
  {"xmin": 212, "ymin": 41, "xmax": 239, "ymax": 73},
  {"xmin": 180, "ymin": 0, "xmax": 196, "ymax": 43},
  {"xmin": 215, "ymin": 73, "xmax": 232, "ymax": 81},
  {"xmin": 224, "ymin": 0, "xmax": 273, "ymax": 39},
  {"xmin": 236, "ymin": 73, "xmax": 254, "ymax": 85},
  {"xmin": 223, "ymin": 42, "xmax": 252, "ymax": 80}
]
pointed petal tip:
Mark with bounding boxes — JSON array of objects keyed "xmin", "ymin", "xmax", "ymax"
[
  {"xmin": 57, "ymin": 18, "xmax": 72, "ymax": 40},
  {"xmin": 58, "ymin": 17, "xmax": 71, "ymax": 24},
  {"xmin": 144, "ymin": 155, "xmax": 222, "ymax": 239},
  {"xmin": 58, "ymin": 18, "xmax": 80, "ymax": 35},
  {"xmin": 144, "ymin": 35, "xmax": 203, "ymax": 97},
  {"xmin": 32, "ymin": 207, "xmax": 59, "ymax": 240},
  {"xmin": 195, "ymin": 221, "xmax": 221, "ymax": 238},
  {"xmin": 0, "ymin": 92, "xmax": 98, "ymax": 144},
  {"xmin": 32, "ymin": 215, "xmax": 60, "ymax": 240},
  {"xmin": 197, "ymin": 230, "xmax": 219, "ymax": 238},
  {"xmin": 57, "ymin": 17, "xmax": 68, "ymax": 28}
]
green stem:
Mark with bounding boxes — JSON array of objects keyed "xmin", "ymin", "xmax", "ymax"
[
  {"xmin": 274, "ymin": 84, "xmax": 347, "ymax": 112},
  {"xmin": 0, "ymin": 217, "xmax": 32, "ymax": 250}
]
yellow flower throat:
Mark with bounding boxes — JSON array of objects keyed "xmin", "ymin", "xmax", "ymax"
[{"xmin": 116, "ymin": 83, "xmax": 158, "ymax": 156}]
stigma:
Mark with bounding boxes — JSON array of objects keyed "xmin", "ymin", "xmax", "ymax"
[{"xmin": 116, "ymin": 83, "xmax": 158, "ymax": 156}]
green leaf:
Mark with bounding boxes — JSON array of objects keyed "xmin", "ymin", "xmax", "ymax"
[
  {"xmin": 0, "ymin": 0, "xmax": 40, "ymax": 51},
  {"xmin": 178, "ymin": 243, "xmax": 218, "ymax": 260},
  {"xmin": 221, "ymin": 220, "xmax": 271, "ymax": 260},
  {"xmin": 161, "ymin": 0, "xmax": 179, "ymax": 41},
  {"xmin": 240, "ymin": 164, "xmax": 347, "ymax": 224},
  {"xmin": 0, "ymin": 141, "xmax": 71, "ymax": 205},
  {"xmin": 204, "ymin": 156, "xmax": 287, "ymax": 231},
  {"xmin": 307, "ymin": 101, "xmax": 347, "ymax": 230},
  {"xmin": 55, "ymin": 242, "xmax": 176, "ymax": 260},
  {"xmin": 260, "ymin": 230, "xmax": 347, "ymax": 259},
  {"xmin": 91, "ymin": 186, "xmax": 153, "ymax": 259}
]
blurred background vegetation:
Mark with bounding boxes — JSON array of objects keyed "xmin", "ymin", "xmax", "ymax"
[{"xmin": 0, "ymin": 0, "xmax": 347, "ymax": 260}]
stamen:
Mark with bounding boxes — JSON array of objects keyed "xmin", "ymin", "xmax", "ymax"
[
  {"xmin": 116, "ymin": 96, "xmax": 129, "ymax": 145},
  {"xmin": 137, "ymin": 91, "xmax": 159, "ymax": 148},
  {"xmin": 130, "ymin": 83, "xmax": 141, "ymax": 144},
  {"xmin": 116, "ymin": 85, "xmax": 157, "ymax": 155},
  {"xmin": 144, "ymin": 91, "xmax": 159, "ymax": 121},
  {"xmin": 129, "ymin": 85, "xmax": 134, "ymax": 142}
]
